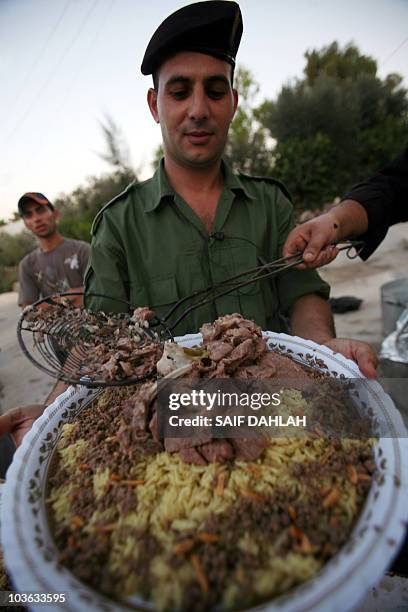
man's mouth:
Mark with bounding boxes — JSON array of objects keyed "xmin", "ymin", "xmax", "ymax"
[{"xmin": 185, "ymin": 130, "xmax": 213, "ymax": 144}]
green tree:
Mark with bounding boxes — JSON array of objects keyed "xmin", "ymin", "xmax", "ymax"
[
  {"xmin": 57, "ymin": 114, "xmax": 137, "ymax": 242},
  {"xmin": 304, "ymin": 41, "xmax": 376, "ymax": 85},
  {"xmin": 56, "ymin": 168, "xmax": 136, "ymax": 242},
  {"xmin": 0, "ymin": 115, "xmax": 139, "ymax": 293},
  {"xmin": 0, "ymin": 231, "xmax": 36, "ymax": 266},
  {"xmin": 258, "ymin": 42, "xmax": 408, "ymax": 209},
  {"xmin": 97, "ymin": 114, "xmax": 133, "ymax": 173},
  {"xmin": 0, "ymin": 231, "xmax": 37, "ymax": 292},
  {"xmin": 224, "ymin": 66, "xmax": 273, "ymax": 175}
]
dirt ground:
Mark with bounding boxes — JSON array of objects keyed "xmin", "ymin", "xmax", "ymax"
[{"xmin": 0, "ymin": 224, "xmax": 407, "ymax": 414}]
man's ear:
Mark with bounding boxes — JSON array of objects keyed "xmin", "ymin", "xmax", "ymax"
[
  {"xmin": 232, "ymin": 88, "xmax": 239, "ymax": 117},
  {"xmin": 147, "ymin": 88, "xmax": 160, "ymax": 123},
  {"xmin": 54, "ymin": 208, "xmax": 61, "ymax": 223}
]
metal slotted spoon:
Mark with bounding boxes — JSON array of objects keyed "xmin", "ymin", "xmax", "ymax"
[{"xmin": 17, "ymin": 241, "xmax": 364, "ymax": 387}]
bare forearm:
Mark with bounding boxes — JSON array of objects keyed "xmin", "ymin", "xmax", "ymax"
[
  {"xmin": 290, "ymin": 294, "xmax": 335, "ymax": 344},
  {"xmin": 330, "ymin": 199, "xmax": 369, "ymax": 239}
]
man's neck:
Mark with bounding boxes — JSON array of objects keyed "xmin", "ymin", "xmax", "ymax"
[
  {"xmin": 163, "ymin": 157, "xmax": 224, "ymax": 233},
  {"xmin": 39, "ymin": 233, "xmax": 64, "ymax": 253},
  {"xmin": 164, "ymin": 156, "xmax": 224, "ymax": 196}
]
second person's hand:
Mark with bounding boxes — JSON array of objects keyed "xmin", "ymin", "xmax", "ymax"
[{"xmin": 283, "ymin": 212, "xmax": 341, "ymax": 268}]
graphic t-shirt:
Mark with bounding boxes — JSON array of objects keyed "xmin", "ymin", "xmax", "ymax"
[{"xmin": 18, "ymin": 238, "xmax": 91, "ymax": 305}]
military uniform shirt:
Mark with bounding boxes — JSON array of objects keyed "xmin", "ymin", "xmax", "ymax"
[{"xmin": 84, "ymin": 160, "xmax": 330, "ymax": 336}]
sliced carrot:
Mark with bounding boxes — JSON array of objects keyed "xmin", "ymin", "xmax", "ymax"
[
  {"xmin": 119, "ymin": 479, "xmax": 145, "ymax": 486},
  {"xmin": 92, "ymin": 523, "xmax": 116, "ymax": 533},
  {"xmin": 299, "ymin": 533, "xmax": 315, "ymax": 554},
  {"xmin": 287, "ymin": 505, "xmax": 297, "ymax": 521},
  {"xmin": 70, "ymin": 515, "xmax": 84, "ymax": 529},
  {"xmin": 173, "ymin": 539, "xmax": 195, "ymax": 554},
  {"xmin": 323, "ymin": 489, "xmax": 340, "ymax": 509},
  {"xmin": 244, "ymin": 463, "xmax": 262, "ymax": 475},
  {"xmin": 330, "ymin": 515, "xmax": 339, "ymax": 528},
  {"xmin": 215, "ymin": 472, "xmax": 225, "ymax": 496},
  {"xmin": 240, "ymin": 489, "xmax": 265, "ymax": 503},
  {"xmin": 357, "ymin": 473, "xmax": 372, "ymax": 482},
  {"xmin": 346, "ymin": 464, "xmax": 358, "ymax": 485},
  {"xmin": 191, "ymin": 554, "xmax": 209, "ymax": 594},
  {"xmin": 197, "ymin": 532, "xmax": 220, "ymax": 543},
  {"xmin": 288, "ymin": 525, "xmax": 303, "ymax": 539}
]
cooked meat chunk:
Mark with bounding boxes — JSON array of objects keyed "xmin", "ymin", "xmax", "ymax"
[
  {"xmin": 231, "ymin": 437, "xmax": 269, "ymax": 461},
  {"xmin": 258, "ymin": 351, "xmax": 312, "ymax": 380},
  {"xmin": 206, "ymin": 341, "xmax": 233, "ymax": 362},
  {"xmin": 199, "ymin": 440, "xmax": 234, "ymax": 463},
  {"xmin": 178, "ymin": 446, "xmax": 207, "ymax": 466},
  {"xmin": 164, "ymin": 437, "xmax": 211, "ymax": 453}
]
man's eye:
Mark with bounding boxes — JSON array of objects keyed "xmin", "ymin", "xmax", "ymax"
[
  {"xmin": 208, "ymin": 90, "xmax": 226, "ymax": 99},
  {"xmin": 170, "ymin": 90, "xmax": 188, "ymax": 100}
]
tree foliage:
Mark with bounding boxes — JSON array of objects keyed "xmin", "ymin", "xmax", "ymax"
[
  {"xmin": 258, "ymin": 42, "xmax": 408, "ymax": 209},
  {"xmin": 0, "ymin": 231, "xmax": 37, "ymax": 293},
  {"xmin": 0, "ymin": 231, "xmax": 36, "ymax": 267},
  {"xmin": 56, "ymin": 168, "xmax": 136, "ymax": 242},
  {"xmin": 0, "ymin": 117, "xmax": 137, "ymax": 292},
  {"xmin": 224, "ymin": 66, "xmax": 273, "ymax": 175},
  {"xmin": 56, "ymin": 114, "xmax": 137, "ymax": 241},
  {"xmin": 97, "ymin": 114, "xmax": 133, "ymax": 173}
]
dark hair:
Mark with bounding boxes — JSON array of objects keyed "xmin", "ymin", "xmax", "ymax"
[{"xmin": 152, "ymin": 62, "xmax": 235, "ymax": 91}]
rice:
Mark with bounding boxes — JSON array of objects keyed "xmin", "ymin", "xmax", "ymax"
[{"xmin": 47, "ymin": 386, "xmax": 375, "ymax": 611}]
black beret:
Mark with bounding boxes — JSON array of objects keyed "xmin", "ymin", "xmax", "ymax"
[{"xmin": 141, "ymin": 1, "xmax": 243, "ymax": 76}]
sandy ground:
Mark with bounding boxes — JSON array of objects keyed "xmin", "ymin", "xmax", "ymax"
[{"xmin": 0, "ymin": 224, "xmax": 407, "ymax": 413}]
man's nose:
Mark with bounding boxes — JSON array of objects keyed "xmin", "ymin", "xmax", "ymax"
[
  {"xmin": 188, "ymin": 88, "xmax": 209, "ymax": 121},
  {"xmin": 32, "ymin": 211, "xmax": 44, "ymax": 223}
]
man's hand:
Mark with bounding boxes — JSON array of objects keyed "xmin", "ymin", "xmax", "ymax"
[
  {"xmin": 323, "ymin": 338, "xmax": 378, "ymax": 379},
  {"xmin": 62, "ymin": 287, "xmax": 84, "ymax": 308},
  {"xmin": 283, "ymin": 212, "xmax": 340, "ymax": 269},
  {"xmin": 283, "ymin": 200, "xmax": 370, "ymax": 269},
  {"xmin": 0, "ymin": 404, "xmax": 45, "ymax": 448}
]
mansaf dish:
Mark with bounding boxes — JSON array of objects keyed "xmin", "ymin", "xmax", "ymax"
[{"xmin": 47, "ymin": 315, "xmax": 376, "ymax": 611}]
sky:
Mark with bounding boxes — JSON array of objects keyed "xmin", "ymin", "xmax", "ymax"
[{"xmin": 1, "ymin": 0, "xmax": 408, "ymax": 222}]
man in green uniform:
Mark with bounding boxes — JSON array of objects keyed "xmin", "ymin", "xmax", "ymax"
[
  {"xmin": 84, "ymin": 0, "xmax": 376, "ymax": 376},
  {"xmin": 0, "ymin": 0, "xmax": 377, "ymax": 459}
]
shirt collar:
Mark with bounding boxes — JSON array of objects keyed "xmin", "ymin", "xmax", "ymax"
[
  {"xmin": 144, "ymin": 159, "xmax": 175, "ymax": 212},
  {"xmin": 144, "ymin": 157, "xmax": 255, "ymax": 213},
  {"xmin": 221, "ymin": 160, "xmax": 256, "ymax": 201}
]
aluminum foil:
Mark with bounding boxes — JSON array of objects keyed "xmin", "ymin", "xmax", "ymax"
[{"xmin": 380, "ymin": 308, "xmax": 408, "ymax": 363}]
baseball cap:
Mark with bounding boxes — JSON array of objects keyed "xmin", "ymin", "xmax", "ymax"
[{"xmin": 18, "ymin": 192, "xmax": 54, "ymax": 215}]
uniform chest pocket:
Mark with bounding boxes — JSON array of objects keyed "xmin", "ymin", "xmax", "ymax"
[{"xmin": 130, "ymin": 275, "xmax": 179, "ymax": 319}]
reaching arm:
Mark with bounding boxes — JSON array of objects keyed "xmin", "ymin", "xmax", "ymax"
[
  {"xmin": 0, "ymin": 378, "xmax": 70, "ymax": 448},
  {"xmin": 284, "ymin": 146, "xmax": 408, "ymax": 267},
  {"xmin": 283, "ymin": 200, "xmax": 369, "ymax": 268},
  {"xmin": 18, "ymin": 256, "xmax": 39, "ymax": 307},
  {"xmin": 290, "ymin": 294, "xmax": 377, "ymax": 378},
  {"xmin": 290, "ymin": 294, "xmax": 335, "ymax": 345}
]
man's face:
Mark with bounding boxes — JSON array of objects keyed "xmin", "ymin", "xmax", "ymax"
[
  {"xmin": 147, "ymin": 52, "xmax": 238, "ymax": 168},
  {"xmin": 21, "ymin": 202, "xmax": 59, "ymax": 238}
]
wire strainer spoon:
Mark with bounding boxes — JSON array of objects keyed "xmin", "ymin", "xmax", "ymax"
[{"xmin": 17, "ymin": 241, "xmax": 364, "ymax": 387}]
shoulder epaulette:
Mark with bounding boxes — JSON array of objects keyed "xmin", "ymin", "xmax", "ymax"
[
  {"xmin": 237, "ymin": 171, "xmax": 293, "ymax": 202},
  {"xmin": 91, "ymin": 181, "xmax": 136, "ymax": 236}
]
